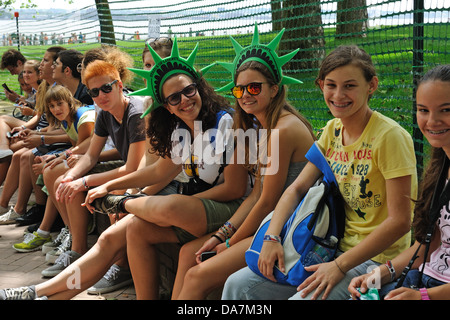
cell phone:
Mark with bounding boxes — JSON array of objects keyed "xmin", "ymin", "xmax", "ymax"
[
  {"xmin": 6, "ymin": 131, "xmax": 19, "ymax": 139},
  {"xmin": 2, "ymin": 83, "xmax": 12, "ymax": 93},
  {"xmin": 200, "ymin": 251, "xmax": 216, "ymax": 262}
]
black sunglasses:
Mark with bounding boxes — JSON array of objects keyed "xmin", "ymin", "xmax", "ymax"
[
  {"xmin": 87, "ymin": 80, "xmax": 118, "ymax": 98},
  {"xmin": 165, "ymin": 83, "xmax": 198, "ymax": 106},
  {"xmin": 231, "ymin": 82, "xmax": 266, "ymax": 99}
]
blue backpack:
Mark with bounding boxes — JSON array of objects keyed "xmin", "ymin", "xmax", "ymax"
[{"xmin": 245, "ymin": 142, "xmax": 345, "ymax": 286}]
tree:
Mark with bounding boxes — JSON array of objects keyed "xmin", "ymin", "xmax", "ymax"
[
  {"xmin": 95, "ymin": 0, "xmax": 116, "ymax": 45},
  {"xmin": 274, "ymin": 0, "xmax": 326, "ymax": 70},
  {"xmin": 336, "ymin": 0, "xmax": 369, "ymax": 39}
]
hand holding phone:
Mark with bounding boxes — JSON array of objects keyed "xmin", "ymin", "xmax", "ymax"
[
  {"xmin": 2, "ymin": 83, "xmax": 12, "ymax": 93},
  {"xmin": 200, "ymin": 251, "xmax": 217, "ymax": 262}
]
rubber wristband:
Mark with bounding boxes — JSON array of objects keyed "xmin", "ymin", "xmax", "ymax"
[
  {"xmin": 263, "ymin": 234, "xmax": 281, "ymax": 243},
  {"xmin": 384, "ymin": 260, "xmax": 396, "ymax": 282},
  {"xmin": 82, "ymin": 176, "xmax": 89, "ymax": 189},
  {"xmin": 225, "ymin": 238, "xmax": 231, "ymax": 248},
  {"xmin": 419, "ymin": 288, "xmax": 430, "ymax": 300}
]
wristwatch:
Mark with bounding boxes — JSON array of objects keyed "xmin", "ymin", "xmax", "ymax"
[{"xmin": 419, "ymin": 288, "xmax": 430, "ymax": 300}]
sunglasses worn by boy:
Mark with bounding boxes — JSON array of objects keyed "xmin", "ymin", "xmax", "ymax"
[
  {"xmin": 165, "ymin": 83, "xmax": 197, "ymax": 106},
  {"xmin": 231, "ymin": 82, "xmax": 266, "ymax": 99},
  {"xmin": 87, "ymin": 79, "xmax": 118, "ymax": 98}
]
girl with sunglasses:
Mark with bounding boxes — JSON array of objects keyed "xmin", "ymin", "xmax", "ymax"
[
  {"xmin": 171, "ymin": 25, "xmax": 316, "ymax": 300},
  {"xmin": 222, "ymin": 45, "xmax": 418, "ymax": 300}
]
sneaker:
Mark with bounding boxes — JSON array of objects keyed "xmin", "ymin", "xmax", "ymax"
[
  {"xmin": 42, "ymin": 226, "xmax": 69, "ymax": 255},
  {"xmin": 45, "ymin": 231, "xmax": 72, "ymax": 264},
  {"xmin": 41, "ymin": 250, "xmax": 81, "ymax": 278},
  {"xmin": 91, "ymin": 193, "xmax": 144, "ymax": 218},
  {"xmin": 0, "ymin": 286, "xmax": 36, "ymax": 300},
  {"xmin": 15, "ymin": 204, "xmax": 45, "ymax": 226},
  {"xmin": 0, "ymin": 207, "xmax": 20, "ymax": 225},
  {"xmin": 87, "ymin": 264, "xmax": 133, "ymax": 294},
  {"xmin": 0, "ymin": 205, "xmax": 10, "ymax": 215},
  {"xmin": 13, "ymin": 231, "xmax": 52, "ymax": 253}
]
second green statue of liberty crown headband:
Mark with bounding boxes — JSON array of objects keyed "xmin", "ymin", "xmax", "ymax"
[
  {"xmin": 128, "ymin": 36, "xmax": 214, "ymax": 118},
  {"xmin": 214, "ymin": 23, "xmax": 302, "ymax": 93}
]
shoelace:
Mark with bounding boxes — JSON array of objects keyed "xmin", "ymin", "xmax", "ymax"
[
  {"xmin": 22, "ymin": 232, "xmax": 36, "ymax": 244},
  {"xmin": 53, "ymin": 227, "xmax": 69, "ymax": 244},
  {"xmin": 104, "ymin": 265, "xmax": 121, "ymax": 281},
  {"xmin": 4, "ymin": 287, "xmax": 34, "ymax": 300},
  {"xmin": 54, "ymin": 251, "xmax": 73, "ymax": 267}
]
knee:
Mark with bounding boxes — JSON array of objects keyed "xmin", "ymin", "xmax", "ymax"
[
  {"xmin": 183, "ymin": 264, "xmax": 204, "ymax": 288},
  {"xmin": 97, "ymin": 226, "xmax": 121, "ymax": 251},
  {"xmin": 125, "ymin": 215, "xmax": 146, "ymax": 244}
]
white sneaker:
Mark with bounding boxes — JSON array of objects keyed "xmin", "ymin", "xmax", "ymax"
[
  {"xmin": 0, "ymin": 207, "xmax": 20, "ymax": 225},
  {"xmin": 0, "ymin": 205, "xmax": 10, "ymax": 215},
  {"xmin": 0, "ymin": 149, "xmax": 13, "ymax": 159}
]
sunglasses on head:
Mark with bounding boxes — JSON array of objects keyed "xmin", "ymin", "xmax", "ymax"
[
  {"xmin": 87, "ymin": 80, "xmax": 118, "ymax": 98},
  {"xmin": 165, "ymin": 83, "xmax": 198, "ymax": 106},
  {"xmin": 231, "ymin": 82, "xmax": 265, "ymax": 99},
  {"xmin": 146, "ymin": 37, "xmax": 173, "ymax": 47}
]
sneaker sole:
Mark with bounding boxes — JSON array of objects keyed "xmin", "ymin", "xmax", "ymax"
[
  {"xmin": 42, "ymin": 244, "xmax": 58, "ymax": 255},
  {"xmin": 41, "ymin": 268, "xmax": 62, "ymax": 278},
  {"xmin": 45, "ymin": 252, "xmax": 60, "ymax": 264},
  {"xmin": 12, "ymin": 244, "xmax": 45, "ymax": 253},
  {"xmin": 87, "ymin": 278, "xmax": 133, "ymax": 294}
]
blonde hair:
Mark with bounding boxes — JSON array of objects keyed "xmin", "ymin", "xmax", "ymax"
[{"xmin": 44, "ymin": 85, "xmax": 82, "ymax": 127}]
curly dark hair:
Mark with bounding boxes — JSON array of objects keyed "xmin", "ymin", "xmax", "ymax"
[{"xmin": 146, "ymin": 74, "xmax": 231, "ymax": 158}]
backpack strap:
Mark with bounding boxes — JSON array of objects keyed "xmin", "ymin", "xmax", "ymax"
[
  {"xmin": 396, "ymin": 156, "xmax": 449, "ymax": 289},
  {"xmin": 306, "ymin": 142, "xmax": 337, "ymax": 186}
]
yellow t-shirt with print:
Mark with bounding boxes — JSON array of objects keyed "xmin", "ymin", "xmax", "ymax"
[{"xmin": 318, "ymin": 111, "xmax": 418, "ymax": 264}]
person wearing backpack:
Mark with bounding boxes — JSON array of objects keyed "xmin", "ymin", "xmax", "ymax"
[
  {"xmin": 222, "ymin": 45, "xmax": 418, "ymax": 300},
  {"xmin": 171, "ymin": 24, "xmax": 316, "ymax": 300},
  {"xmin": 349, "ymin": 64, "xmax": 450, "ymax": 300}
]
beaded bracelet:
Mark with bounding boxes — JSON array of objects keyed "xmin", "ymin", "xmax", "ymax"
[{"xmin": 263, "ymin": 234, "xmax": 281, "ymax": 243}]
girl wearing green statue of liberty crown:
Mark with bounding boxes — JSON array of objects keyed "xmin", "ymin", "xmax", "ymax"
[
  {"xmin": 222, "ymin": 45, "xmax": 418, "ymax": 300},
  {"xmin": 0, "ymin": 38, "xmax": 249, "ymax": 300},
  {"xmin": 171, "ymin": 24, "xmax": 316, "ymax": 300}
]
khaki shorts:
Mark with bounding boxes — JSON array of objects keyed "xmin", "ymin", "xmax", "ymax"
[{"xmin": 156, "ymin": 181, "xmax": 243, "ymax": 244}]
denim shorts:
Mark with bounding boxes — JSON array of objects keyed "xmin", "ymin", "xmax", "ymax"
[{"xmin": 378, "ymin": 269, "xmax": 446, "ymax": 298}]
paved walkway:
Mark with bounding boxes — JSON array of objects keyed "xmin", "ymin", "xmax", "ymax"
[{"xmin": 0, "ymin": 100, "xmax": 136, "ymax": 300}]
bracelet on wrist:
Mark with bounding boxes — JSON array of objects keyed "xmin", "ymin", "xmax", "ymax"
[
  {"xmin": 211, "ymin": 234, "xmax": 224, "ymax": 243},
  {"xmin": 384, "ymin": 260, "xmax": 396, "ymax": 282},
  {"xmin": 263, "ymin": 234, "xmax": 282, "ymax": 243},
  {"xmin": 82, "ymin": 176, "xmax": 89, "ymax": 189},
  {"xmin": 419, "ymin": 288, "xmax": 430, "ymax": 300},
  {"xmin": 225, "ymin": 238, "xmax": 231, "ymax": 248},
  {"xmin": 40, "ymin": 135, "xmax": 45, "ymax": 145}
]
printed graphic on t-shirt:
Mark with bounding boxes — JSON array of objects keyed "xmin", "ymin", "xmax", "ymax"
[{"xmin": 326, "ymin": 132, "xmax": 380, "ymax": 221}]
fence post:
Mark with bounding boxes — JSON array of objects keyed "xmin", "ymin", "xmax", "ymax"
[
  {"xmin": 14, "ymin": 12, "xmax": 20, "ymax": 52},
  {"xmin": 412, "ymin": 0, "xmax": 424, "ymax": 177}
]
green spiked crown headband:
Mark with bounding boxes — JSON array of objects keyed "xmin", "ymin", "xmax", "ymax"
[
  {"xmin": 215, "ymin": 23, "xmax": 302, "ymax": 93},
  {"xmin": 129, "ymin": 37, "xmax": 213, "ymax": 118}
]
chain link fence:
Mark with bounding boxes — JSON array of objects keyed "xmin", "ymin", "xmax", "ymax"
[{"xmin": 1, "ymin": 0, "xmax": 449, "ymax": 172}]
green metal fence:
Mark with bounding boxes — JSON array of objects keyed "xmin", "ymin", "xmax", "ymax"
[{"xmin": 1, "ymin": 0, "xmax": 449, "ymax": 172}]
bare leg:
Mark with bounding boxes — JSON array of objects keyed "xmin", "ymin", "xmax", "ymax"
[
  {"xmin": 35, "ymin": 214, "xmax": 132, "ymax": 300},
  {"xmin": 65, "ymin": 192, "xmax": 89, "ymax": 254},
  {"xmin": 124, "ymin": 194, "xmax": 207, "ymax": 238},
  {"xmin": 13, "ymin": 150, "xmax": 35, "ymax": 214},
  {"xmin": 126, "ymin": 216, "xmax": 179, "ymax": 300},
  {"xmin": 0, "ymin": 148, "xmax": 27, "ymax": 207},
  {"xmin": 175, "ymin": 237, "xmax": 252, "ymax": 300}
]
